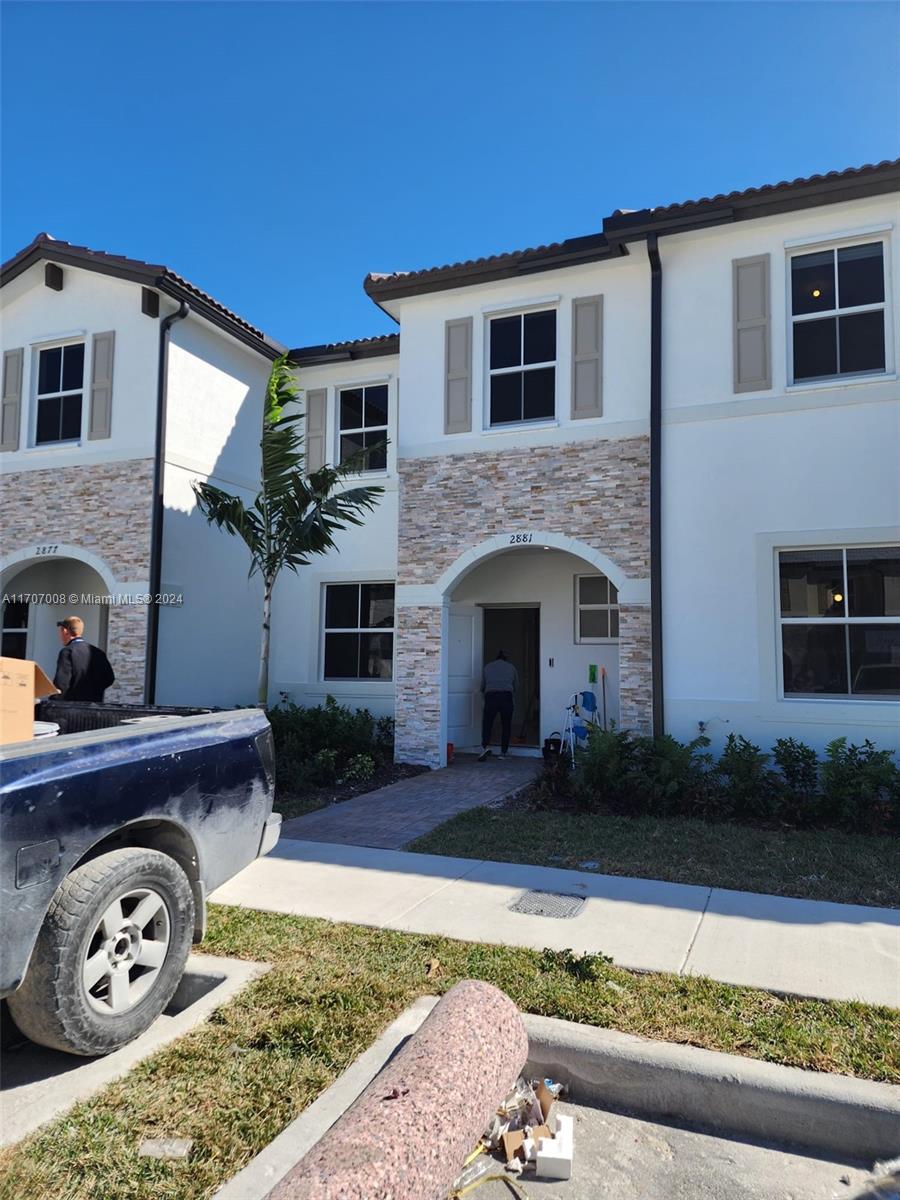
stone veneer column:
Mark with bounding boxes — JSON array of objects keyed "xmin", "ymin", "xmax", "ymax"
[
  {"xmin": 393, "ymin": 604, "xmax": 444, "ymax": 767},
  {"xmin": 106, "ymin": 605, "xmax": 150, "ymax": 702},
  {"xmin": 618, "ymin": 605, "xmax": 653, "ymax": 733}
]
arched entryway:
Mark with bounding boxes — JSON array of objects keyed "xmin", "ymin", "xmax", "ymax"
[{"xmin": 393, "ymin": 531, "xmax": 651, "ymax": 767}]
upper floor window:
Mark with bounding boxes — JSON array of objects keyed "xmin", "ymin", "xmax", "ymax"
[
  {"xmin": 323, "ymin": 582, "xmax": 394, "ymax": 680},
  {"xmin": 575, "ymin": 573, "xmax": 619, "ymax": 642},
  {"xmin": 790, "ymin": 241, "xmax": 887, "ymax": 383},
  {"xmin": 489, "ymin": 309, "xmax": 556, "ymax": 426},
  {"xmin": 35, "ymin": 342, "xmax": 85, "ymax": 444},
  {"xmin": 339, "ymin": 384, "xmax": 388, "ymax": 471},
  {"xmin": 779, "ymin": 546, "xmax": 900, "ymax": 698}
]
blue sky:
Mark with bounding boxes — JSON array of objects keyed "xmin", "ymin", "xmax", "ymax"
[{"xmin": 2, "ymin": 2, "xmax": 898, "ymax": 348}]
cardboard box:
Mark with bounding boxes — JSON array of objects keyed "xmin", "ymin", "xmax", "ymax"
[{"xmin": 0, "ymin": 657, "xmax": 59, "ymax": 746}]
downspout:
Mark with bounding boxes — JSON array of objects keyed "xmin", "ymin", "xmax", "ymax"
[
  {"xmin": 144, "ymin": 299, "xmax": 189, "ymax": 704},
  {"xmin": 647, "ymin": 235, "xmax": 664, "ymax": 737}
]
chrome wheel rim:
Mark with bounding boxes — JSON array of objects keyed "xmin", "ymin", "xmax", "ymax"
[{"xmin": 82, "ymin": 887, "xmax": 171, "ymax": 1015}]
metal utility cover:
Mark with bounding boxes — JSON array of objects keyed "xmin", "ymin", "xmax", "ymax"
[{"xmin": 508, "ymin": 890, "xmax": 586, "ymax": 919}]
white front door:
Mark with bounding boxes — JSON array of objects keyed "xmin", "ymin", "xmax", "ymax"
[{"xmin": 447, "ymin": 603, "xmax": 483, "ymax": 751}]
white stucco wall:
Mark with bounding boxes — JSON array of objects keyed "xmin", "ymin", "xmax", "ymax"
[
  {"xmin": 0, "ymin": 262, "xmax": 158, "ymax": 470},
  {"xmin": 155, "ymin": 317, "xmax": 272, "ymax": 707},
  {"xmin": 450, "ymin": 548, "xmax": 620, "ymax": 744},
  {"xmin": 266, "ymin": 354, "xmax": 400, "ymax": 717},
  {"xmin": 394, "ymin": 255, "xmax": 650, "ymax": 459},
  {"xmin": 660, "ymin": 194, "xmax": 900, "ymax": 754}
]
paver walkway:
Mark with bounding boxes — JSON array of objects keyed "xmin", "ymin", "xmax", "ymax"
[
  {"xmin": 211, "ymin": 840, "xmax": 900, "ymax": 1007},
  {"xmin": 280, "ymin": 753, "xmax": 540, "ymax": 848}
]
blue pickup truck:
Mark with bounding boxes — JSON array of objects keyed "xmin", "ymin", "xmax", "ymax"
[{"xmin": 1, "ymin": 700, "xmax": 280, "ymax": 1056}]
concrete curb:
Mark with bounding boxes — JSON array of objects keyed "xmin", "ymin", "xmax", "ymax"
[
  {"xmin": 214, "ymin": 998, "xmax": 899, "ymax": 1199},
  {"xmin": 523, "ymin": 1012, "xmax": 900, "ymax": 1164}
]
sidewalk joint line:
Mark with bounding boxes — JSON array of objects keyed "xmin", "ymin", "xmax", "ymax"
[
  {"xmin": 380, "ymin": 857, "xmax": 488, "ymax": 928},
  {"xmin": 678, "ymin": 887, "xmax": 712, "ymax": 977}
]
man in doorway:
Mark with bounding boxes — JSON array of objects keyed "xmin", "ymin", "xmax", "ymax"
[
  {"xmin": 478, "ymin": 650, "xmax": 518, "ymax": 761},
  {"xmin": 53, "ymin": 616, "xmax": 115, "ymax": 702}
]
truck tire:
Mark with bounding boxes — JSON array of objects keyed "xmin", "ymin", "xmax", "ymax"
[{"xmin": 7, "ymin": 847, "xmax": 195, "ymax": 1056}]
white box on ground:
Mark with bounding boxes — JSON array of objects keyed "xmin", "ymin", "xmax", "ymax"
[{"xmin": 535, "ymin": 1112, "xmax": 574, "ymax": 1180}]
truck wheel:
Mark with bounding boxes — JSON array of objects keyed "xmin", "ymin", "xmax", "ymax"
[{"xmin": 7, "ymin": 847, "xmax": 195, "ymax": 1056}]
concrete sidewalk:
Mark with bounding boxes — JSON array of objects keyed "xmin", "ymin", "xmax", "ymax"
[{"xmin": 211, "ymin": 839, "xmax": 900, "ymax": 1008}]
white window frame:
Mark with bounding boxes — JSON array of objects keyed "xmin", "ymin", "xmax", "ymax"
[
  {"xmin": 31, "ymin": 338, "xmax": 86, "ymax": 447},
  {"xmin": 336, "ymin": 381, "xmax": 389, "ymax": 475},
  {"xmin": 786, "ymin": 233, "xmax": 893, "ymax": 387},
  {"xmin": 574, "ymin": 573, "xmax": 619, "ymax": 644},
  {"xmin": 777, "ymin": 544, "xmax": 900, "ymax": 701},
  {"xmin": 321, "ymin": 580, "xmax": 395, "ymax": 682},
  {"xmin": 484, "ymin": 305, "xmax": 558, "ymax": 430}
]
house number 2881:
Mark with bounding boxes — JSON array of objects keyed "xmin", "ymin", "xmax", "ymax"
[{"xmin": 508, "ymin": 534, "xmax": 533, "ymax": 545}]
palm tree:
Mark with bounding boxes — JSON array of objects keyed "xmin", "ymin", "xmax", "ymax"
[{"xmin": 192, "ymin": 354, "xmax": 383, "ymax": 705}]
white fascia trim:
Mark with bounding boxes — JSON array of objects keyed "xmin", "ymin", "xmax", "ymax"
[
  {"xmin": 401, "ymin": 418, "xmax": 650, "ymax": 460},
  {"xmin": 395, "ymin": 584, "xmax": 444, "ymax": 608},
  {"xmin": 784, "ymin": 222, "xmax": 893, "ymax": 249},
  {"xmin": 481, "ymin": 294, "xmax": 561, "ymax": 314}
]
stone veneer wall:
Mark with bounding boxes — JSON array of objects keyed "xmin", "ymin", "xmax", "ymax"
[
  {"xmin": 0, "ymin": 459, "xmax": 155, "ymax": 701},
  {"xmin": 394, "ymin": 437, "xmax": 652, "ymax": 764}
]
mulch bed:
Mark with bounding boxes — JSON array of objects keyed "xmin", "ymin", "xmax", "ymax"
[{"xmin": 276, "ymin": 762, "xmax": 430, "ymax": 820}]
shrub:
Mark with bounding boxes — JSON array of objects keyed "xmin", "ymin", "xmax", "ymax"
[
  {"xmin": 773, "ymin": 737, "xmax": 820, "ymax": 825},
  {"xmin": 629, "ymin": 733, "xmax": 712, "ymax": 817},
  {"xmin": 573, "ymin": 725, "xmax": 637, "ymax": 812},
  {"xmin": 342, "ymin": 754, "xmax": 376, "ymax": 784},
  {"xmin": 266, "ymin": 695, "xmax": 394, "ymax": 794},
  {"xmin": 820, "ymin": 737, "xmax": 899, "ymax": 834},
  {"xmin": 529, "ymin": 754, "xmax": 577, "ymax": 810},
  {"xmin": 711, "ymin": 734, "xmax": 780, "ymax": 822}
]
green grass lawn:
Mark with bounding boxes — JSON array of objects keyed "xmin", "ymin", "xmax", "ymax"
[
  {"xmin": 1, "ymin": 906, "xmax": 898, "ymax": 1200},
  {"xmin": 408, "ymin": 807, "xmax": 900, "ymax": 909}
]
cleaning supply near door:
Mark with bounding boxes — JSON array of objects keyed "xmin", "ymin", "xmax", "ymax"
[
  {"xmin": 542, "ymin": 731, "xmax": 562, "ymax": 760},
  {"xmin": 588, "ymin": 664, "xmax": 598, "ymax": 684}
]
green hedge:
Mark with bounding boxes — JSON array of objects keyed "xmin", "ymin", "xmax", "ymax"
[
  {"xmin": 266, "ymin": 695, "xmax": 394, "ymax": 793},
  {"xmin": 566, "ymin": 728, "xmax": 899, "ymax": 834}
]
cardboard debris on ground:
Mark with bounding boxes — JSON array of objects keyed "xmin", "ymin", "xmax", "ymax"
[{"xmin": 449, "ymin": 1075, "xmax": 573, "ymax": 1189}]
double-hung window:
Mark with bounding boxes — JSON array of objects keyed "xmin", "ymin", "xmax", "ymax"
[
  {"xmin": 779, "ymin": 547, "xmax": 900, "ymax": 698},
  {"xmin": 35, "ymin": 342, "xmax": 85, "ymax": 444},
  {"xmin": 323, "ymin": 583, "xmax": 394, "ymax": 680},
  {"xmin": 790, "ymin": 241, "xmax": 887, "ymax": 382},
  {"xmin": 338, "ymin": 384, "xmax": 388, "ymax": 471},
  {"xmin": 575, "ymin": 574, "xmax": 619, "ymax": 642},
  {"xmin": 488, "ymin": 309, "xmax": 556, "ymax": 426}
]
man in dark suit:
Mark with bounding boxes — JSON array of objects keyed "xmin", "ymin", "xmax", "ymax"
[{"xmin": 53, "ymin": 616, "xmax": 115, "ymax": 701}]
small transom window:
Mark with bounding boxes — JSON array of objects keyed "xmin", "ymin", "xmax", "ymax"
[
  {"xmin": 338, "ymin": 384, "xmax": 388, "ymax": 471},
  {"xmin": 575, "ymin": 574, "xmax": 619, "ymax": 642},
  {"xmin": 790, "ymin": 242, "xmax": 887, "ymax": 383},
  {"xmin": 323, "ymin": 582, "xmax": 394, "ymax": 680},
  {"xmin": 489, "ymin": 310, "xmax": 556, "ymax": 426},
  {"xmin": 779, "ymin": 546, "xmax": 900, "ymax": 698},
  {"xmin": 35, "ymin": 342, "xmax": 84, "ymax": 444}
]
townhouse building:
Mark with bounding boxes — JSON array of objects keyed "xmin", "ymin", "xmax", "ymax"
[{"xmin": 2, "ymin": 160, "xmax": 899, "ymax": 767}]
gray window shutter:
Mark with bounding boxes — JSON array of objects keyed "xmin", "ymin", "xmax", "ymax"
[
  {"xmin": 88, "ymin": 331, "xmax": 115, "ymax": 439},
  {"xmin": 733, "ymin": 255, "xmax": 771, "ymax": 393},
  {"xmin": 1, "ymin": 348, "xmax": 23, "ymax": 451},
  {"xmin": 444, "ymin": 317, "xmax": 472, "ymax": 434},
  {"xmin": 306, "ymin": 388, "xmax": 327, "ymax": 472},
  {"xmin": 571, "ymin": 296, "xmax": 603, "ymax": 419}
]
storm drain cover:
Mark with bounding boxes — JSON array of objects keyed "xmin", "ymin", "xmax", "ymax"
[{"xmin": 508, "ymin": 889, "xmax": 586, "ymax": 919}]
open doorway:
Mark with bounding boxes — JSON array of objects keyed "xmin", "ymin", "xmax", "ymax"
[{"xmin": 482, "ymin": 606, "xmax": 540, "ymax": 747}]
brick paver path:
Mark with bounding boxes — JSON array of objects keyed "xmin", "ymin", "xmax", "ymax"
[{"xmin": 279, "ymin": 754, "xmax": 540, "ymax": 849}]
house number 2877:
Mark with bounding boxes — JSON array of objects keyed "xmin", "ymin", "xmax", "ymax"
[{"xmin": 508, "ymin": 534, "xmax": 533, "ymax": 545}]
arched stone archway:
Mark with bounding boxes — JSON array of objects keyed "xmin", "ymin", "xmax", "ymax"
[
  {"xmin": 1, "ymin": 544, "xmax": 147, "ymax": 701},
  {"xmin": 394, "ymin": 532, "xmax": 652, "ymax": 767}
]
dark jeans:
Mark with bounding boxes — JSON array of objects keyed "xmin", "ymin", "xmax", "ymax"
[{"xmin": 482, "ymin": 691, "xmax": 513, "ymax": 753}]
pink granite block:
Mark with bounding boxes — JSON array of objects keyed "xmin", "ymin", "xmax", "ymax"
[{"xmin": 267, "ymin": 980, "xmax": 528, "ymax": 1200}]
